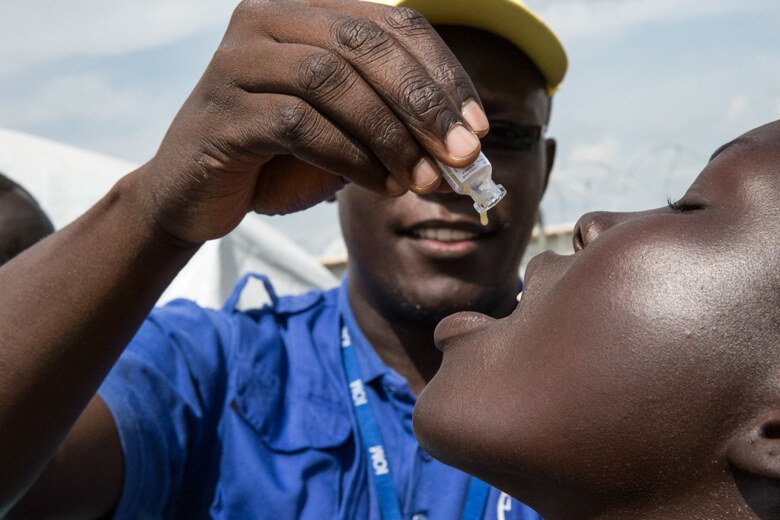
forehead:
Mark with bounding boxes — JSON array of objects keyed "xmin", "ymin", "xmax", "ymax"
[
  {"xmin": 700, "ymin": 120, "xmax": 780, "ymax": 195},
  {"xmin": 689, "ymin": 122, "xmax": 780, "ymax": 282},
  {"xmin": 435, "ymin": 25, "xmax": 549, "ymax": 122},
  {"xmin": 713, "ymin": 120, "xmax": 780, "ymax": 160}
]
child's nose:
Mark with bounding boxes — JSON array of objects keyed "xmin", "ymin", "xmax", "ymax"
[{"xmin": 572, "ymin": 211, "xmax": 629, "ymax": 251}]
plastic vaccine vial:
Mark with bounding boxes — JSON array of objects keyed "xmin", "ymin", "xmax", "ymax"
[{"xmin": 436, "ymin": 152, "xmax": 506, "ymax": 225}]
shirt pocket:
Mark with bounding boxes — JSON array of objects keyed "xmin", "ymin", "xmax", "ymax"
[{"xmin": 231, "ymin": 362, "xmax": 352, "ymax": 452}]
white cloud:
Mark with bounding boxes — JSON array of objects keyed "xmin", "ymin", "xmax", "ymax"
[
  {"xmin": 726, "ymin": 95, "xmax": 749, "ymax": 123},
  {"xmin": 775, "ymin": 99, "xmax": 780, "ymax": 118},
  {"xmin": 0, "ymin": 0, "xmax": 238, "ymax": 76},
  {"xmin": 569, "ymin": 137, "xmax": 620, "ymax": 165}
]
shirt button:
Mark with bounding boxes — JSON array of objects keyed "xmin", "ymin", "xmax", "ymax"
[{"xmin": 411, "ymin": 514, "xmax": 428, "ymax": 520}]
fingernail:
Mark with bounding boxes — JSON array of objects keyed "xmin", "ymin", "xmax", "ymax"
[
  {"xmin": 412, "ymin": 157, "xmax": 440, "ymax": 191},
  {"xmin": 385, "ymin": 175, "xmax": 406, "ymax": 195},
  {"xmin": 445, "ymin": 124, "xmax": 480, "ymax": 160},
  {"xmin": 462, "ymin": 100, "xmax": 489, "ymax": 134}
]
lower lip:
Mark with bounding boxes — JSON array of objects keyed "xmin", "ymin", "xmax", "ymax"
[
  {"xmin": 434, "ymin": 311, "xmax": 493, "ymax": 351},
  {"xmin": 408, "ymin": 237, "xmax": 481, "ymax": 257}
]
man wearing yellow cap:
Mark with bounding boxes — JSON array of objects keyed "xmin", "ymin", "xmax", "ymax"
[{"xmin": 2, "ymin": 0, "xmax": 565, "ymax": 518}]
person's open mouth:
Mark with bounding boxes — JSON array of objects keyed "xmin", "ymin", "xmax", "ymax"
[{"xmin": 400, "ymin": 220, "xmax": 496, "ymax": 258}]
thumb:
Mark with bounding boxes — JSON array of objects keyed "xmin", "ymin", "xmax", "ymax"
[{"xmin": 252, "ymin": 155, "xmax": 346, "ymax": 215}]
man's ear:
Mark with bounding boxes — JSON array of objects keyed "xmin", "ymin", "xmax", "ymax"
[
  {"xmin": 542, "ymin": 137, "xmax": 556, "ymax": 193},
  {"xmin": 727, "ymin": 410, "xmax": 780, "ymax": 479}
]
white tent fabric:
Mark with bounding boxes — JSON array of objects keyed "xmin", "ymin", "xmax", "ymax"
[
  {"xmin": 156, "ymin": 216, "xmax": 339, "ymax": 308},
  {"xmin": 0, "ymin": 127, "xmax": 338, "ymax": 308},
  {"xmin": 0, "ymin": 128, "xmax": 136, "ymax": 230}
]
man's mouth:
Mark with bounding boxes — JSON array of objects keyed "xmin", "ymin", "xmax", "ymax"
[
  {"xmin": 400, "ymin": 220, "xmax": 495, "ymax": 257},
  {"xmin": 411, "ymin": 228, "xmax": 479, "ymax": 242}
]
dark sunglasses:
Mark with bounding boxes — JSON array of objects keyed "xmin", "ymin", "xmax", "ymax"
[{"xmin": 481, "ymin": 121, "xmax": 544, "ymax": 152}]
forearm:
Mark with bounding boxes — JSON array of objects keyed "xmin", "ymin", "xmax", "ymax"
[
  {"xmin": 0, "ymin": 166, "xmax": 198, "ymax": 511},
  {"xmin": 0, "ymin": 0, "xmax": 490, "ymax": 509}
]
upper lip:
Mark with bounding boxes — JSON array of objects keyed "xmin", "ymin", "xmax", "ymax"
[
  {"xmin": 399, "ymin": 219, "xmax": 498, "ymax": 240},
  {"xmin": 521, "ymin": 249, "xmax": 572, "ymax": 295},
  {"xmin": 522, "ymin": 253, "xmax": 544, "ymax": 283},
  {"xmin": 434, "ymin": 310, "xmax": 495, "ymax": 351}
]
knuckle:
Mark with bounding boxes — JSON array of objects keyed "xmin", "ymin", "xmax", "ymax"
[
  {"xmin": 231, "ymin": 0, "xmax": 249, "ymax": 20},
  {"xmin": 430, "ymin": 56, "xmax": 475, "ymax": 102},
  {"xmin": 235, "ymin": 0, "xmax": 274, "ymax": 16},
  {"xmin": 400, "ymin": 74, "xmax": 458, "ymax": 134},
  {"xmin": 432, "ymin": 64, "xmax": 457, "ymax": 86},
  {"xmin": 229, "ymin": 0, "xmax": 284, "ymax": 31},
  {"xmin": 210, "ymin": 46, "xmax": 242, "ymax": 84},
  {"xmin": 401, "ymin": 72, "xmax": 447, "ymax": 118},
  {"xmin": 334, "ymin": 16, "xmax": 391, "ymax": 55},
  {"xmin": 431, "ymin": 54, "xmax": 462, "ymax": 85},
  {"xmin": 197, "ymin": 61, "xmax": 245, "ymax": 117},
  {"xmin": 277, "ymin": 99, "xmax": 320, "ymax": 147},
  {"xmin": 232, "ymin": 0, "xmax": 258, "ymax": 22},
  {"xmin": 298, "ymin": 51, "xmax": 354, "ymax": 101},
  {"xmin": 383, "ymin": 7, "xmax": 430, "ymax": 32},
  {"xmin": 368, "ymin": 112, "xmax": 408, "ymax": 152},
  {"xmin": 231, "ymin": 0, "xmax": 280, "ymax": 26}
]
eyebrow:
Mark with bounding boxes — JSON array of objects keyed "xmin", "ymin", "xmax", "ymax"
[{"xmin": 709, "ymin": 136, "xmax": 750, "ymax": 162}]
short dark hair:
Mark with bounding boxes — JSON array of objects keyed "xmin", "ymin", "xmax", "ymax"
[
  {"xmin": 0, "ymin": 172, "xmax": 20, "ymax": 193},
  {"xmin": 0, "ymin": 172, "xmax": 55, "ymax": 266},
  {"xmin": 0, "ymin": 173, "xmax": 40, "ymax": 205}
]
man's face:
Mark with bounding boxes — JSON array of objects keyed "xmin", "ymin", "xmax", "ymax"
[
  {"xmin": 338, "ymin": 26, "xmax": 554, "ymax": 322},
  {"xmin": 0, "ymin": 188, "xmax": 54, "ymax": 266},
  {"xmin": 414, "ymin": 120, "xmax": 780, "ymax": 515}
]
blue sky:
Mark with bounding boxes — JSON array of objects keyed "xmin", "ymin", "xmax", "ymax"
[
  {"xmin": 1, "ymin": 0, "xmax": 778, "ymax": 253},
  {"xmin": 543, "ymin": 0, "xmax": 780, "ymax": 221}
]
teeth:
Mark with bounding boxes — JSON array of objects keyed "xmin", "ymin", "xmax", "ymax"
[
  {"xmin": 516, "ymin": 291, "xmax": 523, "ymax": 302},
  {"xmin": 414, "ymin": 228, "xmax": 478, "ymax": 242}
]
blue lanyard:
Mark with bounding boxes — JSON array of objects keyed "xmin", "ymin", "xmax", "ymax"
[{"xmin": 340, "ymin": 322, "xmax": 490, "ymax": 520}]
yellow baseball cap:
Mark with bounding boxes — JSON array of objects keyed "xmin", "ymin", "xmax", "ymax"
[{"xmin": 368, "ymin": 0, "xmax": 567, "ymax": 94}]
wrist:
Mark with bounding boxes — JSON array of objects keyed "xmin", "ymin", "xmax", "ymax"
[{"xmin": 110, "ymin": 165, "xmax": 205, "ymax": 254}]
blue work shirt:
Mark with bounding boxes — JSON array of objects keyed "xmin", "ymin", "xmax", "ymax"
[{"xmin": 98, "ymin": 274, "xmax": 542, "ymax": 519}]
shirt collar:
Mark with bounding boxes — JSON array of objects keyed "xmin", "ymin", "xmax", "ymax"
[{"xmin": 337, "ymin": 277, "xmax": 393, "ymax": 385}]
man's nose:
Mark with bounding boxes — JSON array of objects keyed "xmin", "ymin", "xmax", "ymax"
[{"xmin": 572, "ymin": 211, "xmax": 628, "ymax": 252}]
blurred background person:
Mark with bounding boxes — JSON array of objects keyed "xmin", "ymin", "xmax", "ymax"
[{"xmin": 0, "ymin": 173, "xmax": 54, "ymax": 266}]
